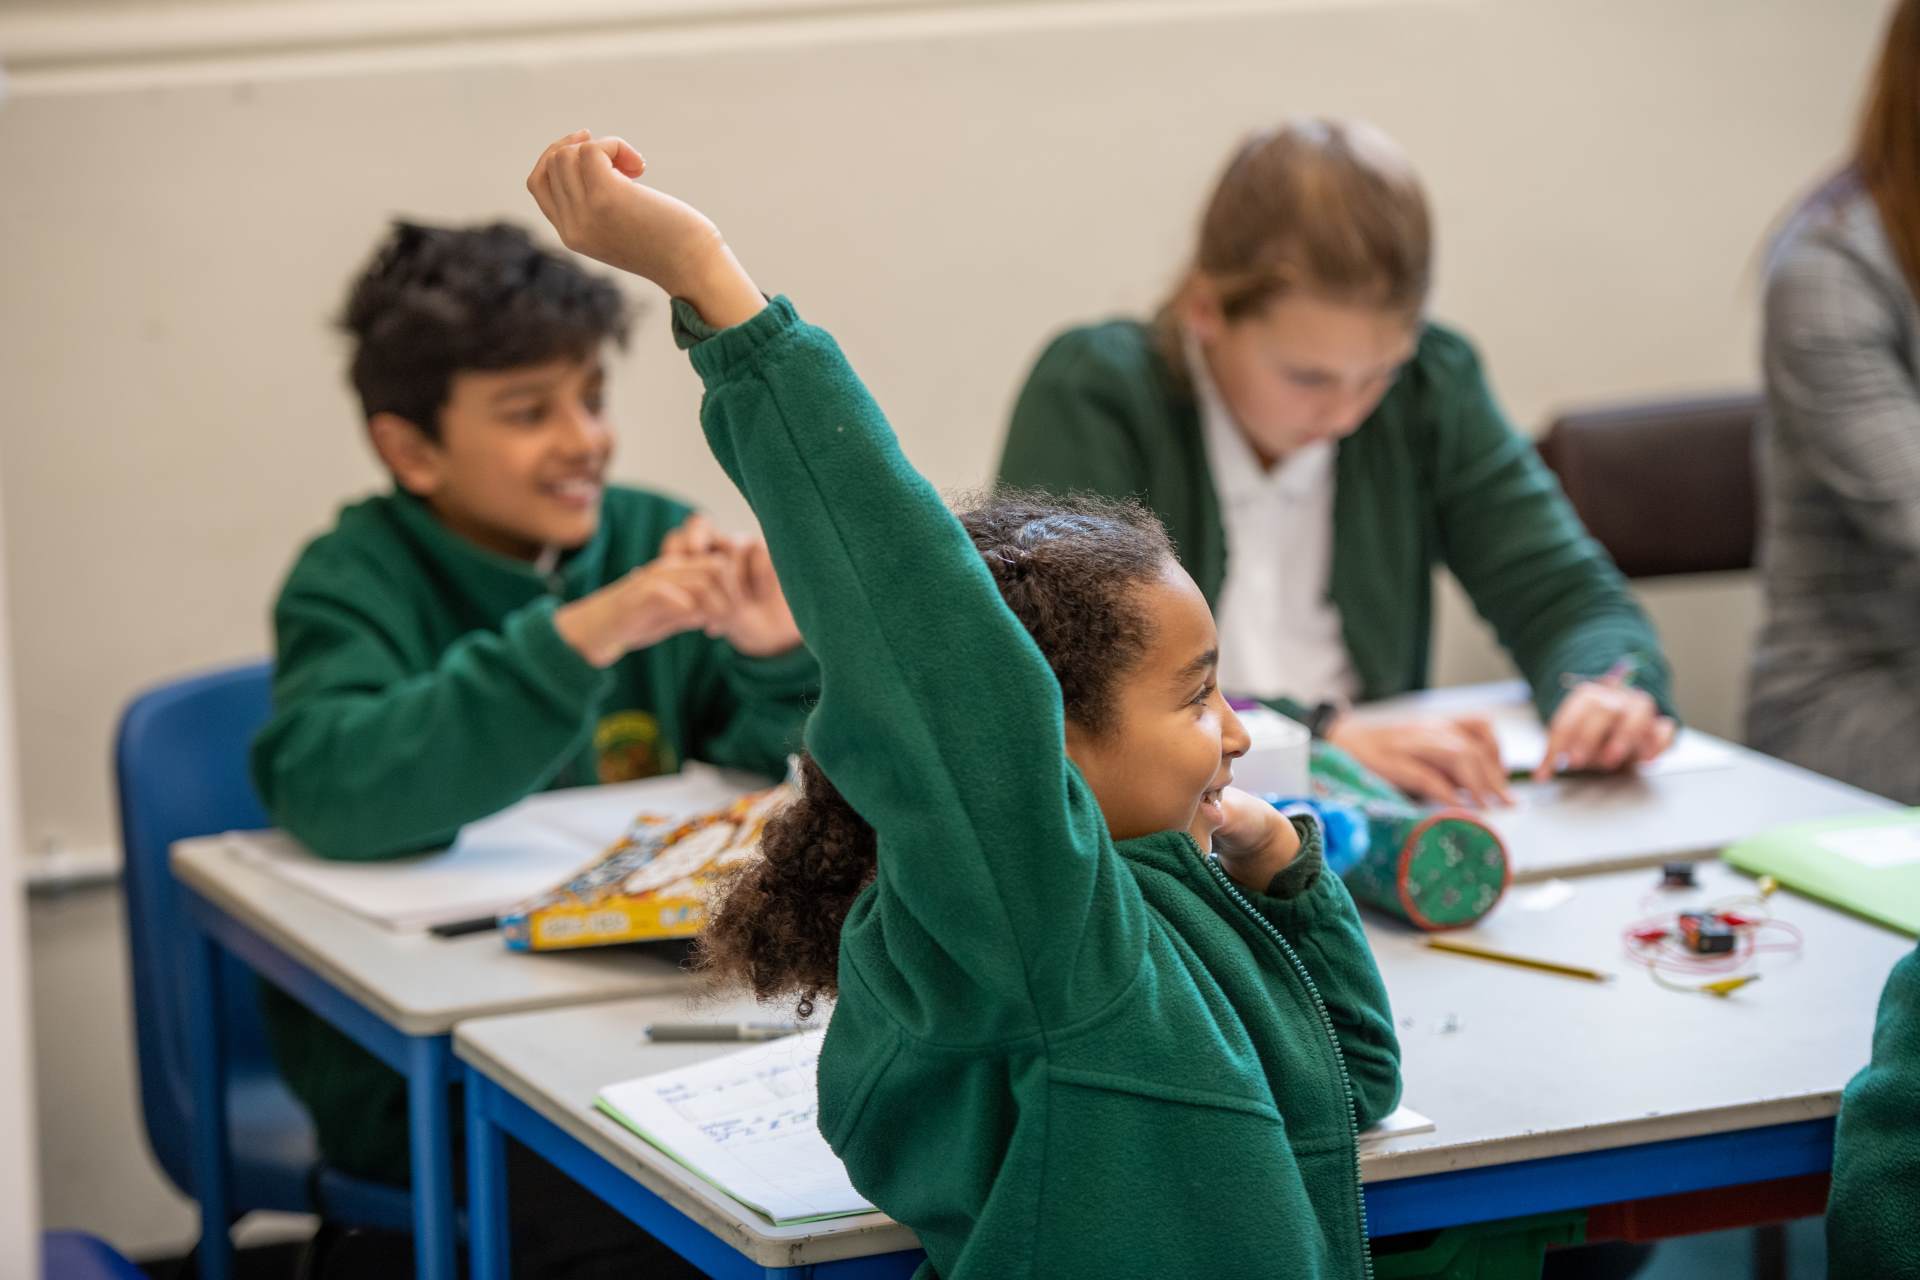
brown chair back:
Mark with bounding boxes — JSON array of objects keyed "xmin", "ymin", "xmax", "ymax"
[{"xmin": 1535, "ymin": 394, "xmax": 1762, "ymax": 578}]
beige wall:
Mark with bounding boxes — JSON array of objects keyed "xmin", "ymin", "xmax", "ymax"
[
  {"xmin": 0, "ymin": 0, "xmax": 1893, "ymax": 864},
  {"xmin": 0, "ymin": 482, "xmax": 43, "ymax": 1273}
]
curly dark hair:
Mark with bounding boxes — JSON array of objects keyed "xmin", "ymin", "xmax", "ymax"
[
  {"xmin": 693, "ymin": 490, "xmax": 1177, "ymax": 1016},
  {"xmin": 340, "ymin": 220, "xmax": 630, "ymax": 439}
]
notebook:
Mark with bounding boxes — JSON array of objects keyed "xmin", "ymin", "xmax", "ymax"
[
  {"xmin": 595, "ymin": 1030, "xmax": 1435, "ymax": 1227},
  {"xmin": 595, "ymin": 1029, "xmax": 873, "ymax": 1226},
  {"xmin": 1724, "ymin": 809, "xmax": 1920, "ymax": 937}
]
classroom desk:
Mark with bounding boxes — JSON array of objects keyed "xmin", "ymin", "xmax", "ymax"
[
  {"xmin": 1361, "ymin": 859, "xmax": 1913, "ymax": 1242},
  {"xmin": 1352, "ymin": 681, "xmax": 1896, "ymax": 882},
  {"xmin": 458, "ymin": 861, "xmax": 1912, "ymax": 1276},
  {"xmin": 172, "ymin": 833, "xmax": 696, "ymax": 1280}
]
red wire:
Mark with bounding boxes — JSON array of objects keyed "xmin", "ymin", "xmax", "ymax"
[{"xmin": 1619, "ymin": 908, "xmax": 1803, "ymax": 981}]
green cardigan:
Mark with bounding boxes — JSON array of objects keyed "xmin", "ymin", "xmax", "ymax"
[
  {"xmin": 1829, "ymin": 942, "xmax": 1920, "ymax": 1278},
  {"xmin": 686, "ymin": 298, "xmax": 1399, "ymax": 1279},
  {"xmin": 999, "ymin": 320, "xmax": 1673, "ymax": 723}
]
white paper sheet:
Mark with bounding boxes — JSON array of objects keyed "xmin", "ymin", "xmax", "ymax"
[
  {"xmin": 227, "ymin": 764, "xmax": 762, "ymax": 931},
  {"xmin": 1815, "ymin": 824, "xmax": 1920, "ymax": 870},
  {"xmin": 596, "ymin": 1028, "xmax": 873, "ymax": 1226},
  {"xmin": 1494, "ymin": 718, "xmax": 1737, "ymax": 778},
  {"xmin": 1358, "ymin": 1104, "xmax": 1435, "ymax": 1147}
]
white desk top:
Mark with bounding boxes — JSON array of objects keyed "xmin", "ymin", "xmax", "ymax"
[
  {"xmin": 1362, "ymin": 859, "xmax": 1914, "ymax": 1180},
  {"xmin": 455, "ymin": 863, "xmax": 1914, "ymax": 1261},
  {"xmin": 173, "ymin": 834, "xmax": 691, "ymax": 1036},
  {"xmin": 1352, "ymin": 682, "xmax": 1896, "ymax": 881},
  {"xmin": 454, "ymin": 993, "xmax": 919, "ymax": 1269}
]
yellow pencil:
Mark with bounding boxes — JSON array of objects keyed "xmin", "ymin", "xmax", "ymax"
[{"xmin": 1424, "ymin": 936, "xmax": 1614, "ymax": 983}]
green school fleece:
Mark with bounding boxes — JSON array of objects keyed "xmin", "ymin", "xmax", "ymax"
[
  {"xmin": 683, "ymin": 297, "xmax": 1400, "ymax": 1280},
  {"xmin": 250, "ymin": 485, "xmax": 816, "ymax": 1183},
  {"xmin": 1829, "ymin": 942, "xmax": 1920, "ymax": 1279},
  {"xmin": 999, "ymin": 320, "xmax": 1674, "ymax": 724}
]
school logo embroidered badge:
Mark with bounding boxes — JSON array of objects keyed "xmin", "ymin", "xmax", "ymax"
[{"xmin": 594, "ymin": 711, "xmax": 676, "ymax": 784}]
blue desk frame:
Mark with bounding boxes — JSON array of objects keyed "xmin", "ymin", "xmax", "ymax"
[
  {"xmin": 463, "ymin": 1053, "xmax": 1834, "ymax": 1280},
  {"xmin": 183, "ymin": 887, "xmax": 459, "ymax": 1280}
]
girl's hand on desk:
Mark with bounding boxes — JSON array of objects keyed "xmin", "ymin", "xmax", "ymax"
[
  {"xmin": 1208, "ymin": 787, "xmax": 1301, "ymax": 892},
  {"xmin": 526, "ymin": 130, "xmax": 764, "ymax": 328},
  {"xmin": 1326, "ymin": 715, "xmax": 1511, "ymax": 809},
  {"xmin": 1537, "ymin": 680, "xmax": 1675, "ymax": 780}
]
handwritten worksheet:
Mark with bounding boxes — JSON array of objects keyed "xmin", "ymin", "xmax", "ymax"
[{"xmin": 595, "ymin": 1029, "xmax": 874, "ymax": 1226}]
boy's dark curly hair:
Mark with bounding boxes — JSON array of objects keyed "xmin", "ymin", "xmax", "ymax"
[
  {"xmin": 340, "ymin": 220, "xmax": 630, "ymax": 438},
  {"xmin": 693, "ymin": 491, "xmax": 1177, "ymax": 1017}
]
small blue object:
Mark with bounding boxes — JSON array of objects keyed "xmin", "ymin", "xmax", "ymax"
[
  {"xmin": 1267, "ymin": 796, "xmax": 1371, "ymax": 876},
  {"xmin": 41, "ymin": 1231, "xmax": 147, "ymax": 1280}
]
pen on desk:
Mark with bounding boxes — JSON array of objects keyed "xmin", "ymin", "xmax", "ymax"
[
  {"xmin": 645, "ymin": 1022, "xmax": 805, "ymax": 1043},
  {"xmin": 429, "ymin": 915, "xmax": 499, "ymax": 939},
  {"xmin": 1425, "ymin": 936, "xmax": 1613, "ymax": 983}
]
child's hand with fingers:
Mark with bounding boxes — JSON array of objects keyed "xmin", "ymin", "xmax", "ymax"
[
  {"xmin": 1207, "ymin": 786, "xmax": 1302, "ymax": 893},
  {"xmin": 553, "ymin": 554, "xmax": 734, "ymax": 669},
  {"xmin": 526, "ymin": 130, "xmax": 763, "ymax": 326},
  {"xmin": 715, "ymin": 537, "xmax": 802, "ymax": 658},
  {"xmin": 658, "ymin": 515, "xmax": 802, "ymax": 657}
]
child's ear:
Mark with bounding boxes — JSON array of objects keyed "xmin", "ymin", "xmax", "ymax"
[
  {"xmin": 1180, "ymin": 276, "xmax": 1227, "ymax": 346},
  {"xmin": 368, "ymin": 412, "xmax": 445, "ymax": 497}
]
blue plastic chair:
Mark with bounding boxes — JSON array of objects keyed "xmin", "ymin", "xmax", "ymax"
[
  {"xmin": 41, "ymin": 1231, "xmax": 147, "ymax": 1280},
  {"xmin": 114, "ymin": 661, "xmax": 412, "ymax": 1251}
]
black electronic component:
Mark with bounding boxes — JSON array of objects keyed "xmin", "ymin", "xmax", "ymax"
[{"xmin": 1678, "ymin": 911, "xmax": 1736, "ymax": 955}]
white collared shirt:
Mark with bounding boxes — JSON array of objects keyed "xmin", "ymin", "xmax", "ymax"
[{"xmin": 1188, "ymin": 336, "xmax": 1358, "ymax": 706}]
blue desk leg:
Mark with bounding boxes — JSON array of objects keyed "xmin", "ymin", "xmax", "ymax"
[
  {"xmin": 184, "ymin": 923, "xmax": 234, "ymax": 1280},
  {"xmin": 407, "ymin": 1036, "xmax": 458, "ymax": 1280},
  {"xmin": 465, "ymin": 1064, "xmax": 510, "ymax": 1280}
]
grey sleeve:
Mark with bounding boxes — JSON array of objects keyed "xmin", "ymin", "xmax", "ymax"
[{"xmin": 1765, "ymin": 231, "xmax": 1920, "ymax": 558}]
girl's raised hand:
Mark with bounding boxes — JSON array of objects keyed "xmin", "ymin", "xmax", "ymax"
[{"xmin": 526, "ymin": 130, "xmax": 763, "ymax": 326}]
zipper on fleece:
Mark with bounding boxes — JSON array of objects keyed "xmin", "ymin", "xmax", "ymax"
[{"xmin": 1203, "ymin": 852, "xmax": 1376, "ymax": 1280}]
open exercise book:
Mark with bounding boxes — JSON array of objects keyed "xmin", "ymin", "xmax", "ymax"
[{"xmin": 594, "ymin": 1030, "xmax": 1434, "ymax": 1229}]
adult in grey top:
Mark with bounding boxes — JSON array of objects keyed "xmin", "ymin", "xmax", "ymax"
[{"xmin": 1749, "ymin": 178, "xmax": 1920, "ymax": 803}]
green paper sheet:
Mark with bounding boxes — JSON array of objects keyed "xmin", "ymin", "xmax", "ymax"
[{"xmin": 1724, "ymin": 808, "xmax": 1920, "ymax": 937}]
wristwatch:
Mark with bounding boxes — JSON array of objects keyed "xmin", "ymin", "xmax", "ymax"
[{"xmin": 1305, "ymin": 700, "xmax": 1341, "ymax": 740}]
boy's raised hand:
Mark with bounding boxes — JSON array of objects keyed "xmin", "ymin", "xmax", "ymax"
[{"xmin": 527, "ymin": 130, "xmax": 764, "ymax": 327}]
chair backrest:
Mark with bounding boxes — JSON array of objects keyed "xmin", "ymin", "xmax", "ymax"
[
  {"xmin": 114, "ymin": 661, "xmax": 274, "ymax": 1197},
  {"xmin": 1536, "ymin": 393, "xmax": 1763, "ymax": 578}
]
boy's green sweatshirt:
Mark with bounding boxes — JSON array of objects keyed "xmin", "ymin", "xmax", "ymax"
[
  {"xmin": 1829, "ymin": 942, "xmax": 1920, "ymax": 1279},
  {"xmin": 251, "ymin": 484, "xmax": 816, "ymax": 1182},
  {"xmin": 685, "ymin": 298, "xmax": 1400, "ymax": 1280},
  {"xmin": 999, "ymin": 320, "xmax": 1674, "ymax": 725}
]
